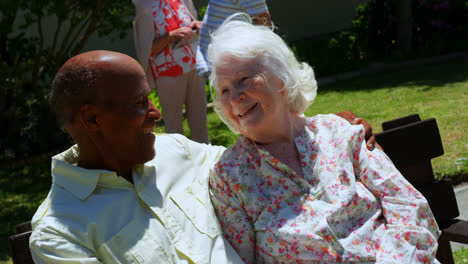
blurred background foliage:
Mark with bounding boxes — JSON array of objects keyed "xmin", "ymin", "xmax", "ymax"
[
  {"xmin": 0, "ymin": 0, "xmax": 134, "ymax": 163},
  {"xmin": 291, "ymin": 0, "xmax": 468, "ymax": 77}
]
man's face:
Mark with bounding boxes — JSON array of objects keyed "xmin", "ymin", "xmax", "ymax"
[{"xmin": 95, "ymin": 66, "xmax": 161, "ymax": 167}]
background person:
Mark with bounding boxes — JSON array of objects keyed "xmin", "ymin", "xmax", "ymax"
[
  {"xmin": 133, "ymin": 0, "xmax": 209, "ymax": 143},
  {"xmin": 196, "ymin": 0, "xmax": 271, "ymax": 77},
  {"xmin": 207, "ymin": 17, "xmax": 440, "ymax": 263}
]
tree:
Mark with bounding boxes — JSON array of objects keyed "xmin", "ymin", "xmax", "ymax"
[
  {"xmin": 0, "ymin": 0, "xmax": 134, "ymax": 162},
  {"xmin": 397, "ymin": 0, "xmax": 413, "ymax": 54}
]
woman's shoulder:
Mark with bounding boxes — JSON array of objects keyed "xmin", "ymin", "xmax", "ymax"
[
  {"xmin": 305, "ymin": 114, "xmax": 365, "ymax": 142},
  {"xmin": 216, "ymin": 136, "xmax": 255, "ymax": 165},
  {"xmin": 211, "ymin": 136, "xmax": 258, "ymax": 186},
  {"xmin": 305, "ymin": 114, "xmax": 353, "ymax": 130}
]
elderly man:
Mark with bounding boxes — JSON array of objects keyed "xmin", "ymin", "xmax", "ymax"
[
  {"xmin": 29, "ymin": 50, "xmax": 242, "ymax": 263},
  {"xmin": 30, "ymin": 50, "xmax": 378, "ymax": 263}
]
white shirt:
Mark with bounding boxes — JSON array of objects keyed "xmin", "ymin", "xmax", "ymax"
[{"xmin": 29, "ymin": 133, "xmax": 243, "ymax": 264}]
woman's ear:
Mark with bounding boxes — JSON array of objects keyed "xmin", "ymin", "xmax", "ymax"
[{"xmin": 78, "ymin": 104, "xmax": 100, "ymax": 132}]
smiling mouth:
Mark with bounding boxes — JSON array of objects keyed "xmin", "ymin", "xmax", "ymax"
[{"xmin": 239, "ymin": 103, "xmax": 258, "ymax": 118}]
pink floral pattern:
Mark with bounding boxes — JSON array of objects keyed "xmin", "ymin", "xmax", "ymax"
[{"xmin": 209, "ymin": 114, "xmax": 440, "ymax": 264}]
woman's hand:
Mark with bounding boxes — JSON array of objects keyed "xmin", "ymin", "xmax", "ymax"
[
  {"xmin": 151, "ymin": 25, "xmax": 196, "ymax": 55},
  {"xmin": 189, "ymin": 20, "xmax": 203, "ymax": 33},
  {"xmin": 169, "ymin": 26, "xmax": 195, "ymax": 43},
  {"xmin": 336, "ymin": 111, "xmax": 383, "ymax": 151}
]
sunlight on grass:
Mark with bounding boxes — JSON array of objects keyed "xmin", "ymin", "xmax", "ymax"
[
  {"xmin": 305, "ymin": 59, "xmax": 468, "ymax": 178},
  {"xmin": 454, "ymin": 247, "xmax": 468, "ymax": 264}
]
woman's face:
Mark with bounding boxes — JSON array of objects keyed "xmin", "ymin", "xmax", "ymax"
[{"xmin": 215, "ymin": 56, "xmax": 291, "ymax": 143}]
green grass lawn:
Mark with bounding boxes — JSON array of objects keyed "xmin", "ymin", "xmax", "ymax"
[
  {"xmin": 0, "ymin": 160, "xmax": 51, "ymax": 262},
  {"xmin": 454, "ymin": 247, "xmax": 468, "ymax": 264},
  {"xmin": 1, "ymin": 58, "xmax": 467, "ymax": 262},
  {"xmin": 305, "ymin": 59, "xmax": 468, "ymax": 179}
]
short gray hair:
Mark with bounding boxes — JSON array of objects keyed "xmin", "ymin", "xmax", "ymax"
[
  {"xmin": 50, "ymin": 64, "xmax": 102, "ymax": 124},
  {"xmin": 207, "ymin": 14, "xmax": 317, "ymax": 133}
]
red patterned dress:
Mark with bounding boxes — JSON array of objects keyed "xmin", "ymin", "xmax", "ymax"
[{"xmin": 149, "ymin": 0, "xmax": 197, "ymax": 79}]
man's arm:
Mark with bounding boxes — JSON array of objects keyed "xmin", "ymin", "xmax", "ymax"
[
  {"xmin": 30, "ymin": 230, "xmax": 101, "ymax": 264},
  {"xmin": 336, "ymin": 110, "xmax": 382, "ymax": 151}
]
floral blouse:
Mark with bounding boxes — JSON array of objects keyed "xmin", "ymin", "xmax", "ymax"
[{"xmin": 209, "ymin": 114, "xmax": 440, "ymax": 264}]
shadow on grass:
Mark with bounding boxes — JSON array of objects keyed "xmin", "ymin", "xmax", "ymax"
[
  {"xmin": 0, "ymin": 160, "xmax": 51, "ymax": 261},
  {"xmin": 320, "ymin": 58, "xmax": 468, "ymax": 93}
]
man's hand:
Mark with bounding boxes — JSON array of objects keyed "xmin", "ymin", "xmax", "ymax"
[{"xmin": 336, "ymin": 111, "xmax": 383, "ymax": 151}]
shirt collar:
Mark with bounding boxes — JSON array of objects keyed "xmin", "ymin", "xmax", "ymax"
[{"xmin": 51, "ymin": 145, "xmax": 137, "ymax": 200}]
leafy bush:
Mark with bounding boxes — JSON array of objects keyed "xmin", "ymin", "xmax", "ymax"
[
  {"xmin": 292, "ymin": 32, "xmax": 362, "ymax": 76},
  {"xmin": 351, "ymin": 0, "xmax": 398, "ymax": 59},
  {"xmin": 291, "ymin": 0, "xmax": 468, "ymax": 77},
  {"xmin": 291, "ymin": 0, "xmax": 398, "ymax": 76},
  {"xmin": 198, "ymin": 4, "xmax": 207, "ymax": 19},
  {"xmin": 352, "ymin": 0, "xmax": 468, "ymax": 57},
  {"xmin": 413, "ymin": 0, "xmax": 468, "ymax": 55},
  {"xmin": 0, "ymin": 0, "xmax": 134, "ymax": 162}
]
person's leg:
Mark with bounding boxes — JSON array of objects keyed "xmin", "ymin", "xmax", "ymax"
[
  {"xmin": 185, "ymin": 70, "xmax": 209, "ymax": 143},
  {"xmin": 155, "ymin": 75, "xmax": 186, "ymax": 135}
]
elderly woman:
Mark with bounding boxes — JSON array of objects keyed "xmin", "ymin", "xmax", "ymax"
[{"xmin": 207, "ymin": 16, "xmax": 440, "ymax": 264}]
